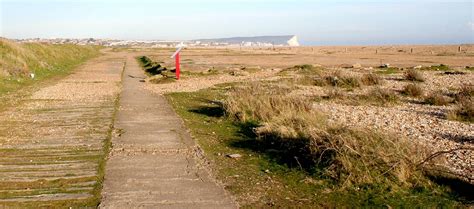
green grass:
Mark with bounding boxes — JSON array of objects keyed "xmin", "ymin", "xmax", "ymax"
[
  {"xmin": 165, "ymin": 85, "xmax": 470, "ymax": 208},
  {"xmin": 0, "ymin": 39, "xmax": 101, "ymax": 98},
  {"xmin": 375, "ymin": 67, "xmax": 401, "ymax": 75},
  {"xmin": 421, "ymin": 64, "xmax": 452, "ymax": 71}
]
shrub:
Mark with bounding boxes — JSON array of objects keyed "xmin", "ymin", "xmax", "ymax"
[
  {"xmin": 402, "ymin": 84, "xmax": 424, "ymax": 97},
  {"xmin": 223, "ymin": 83, "xmax": 307, "ymax": 122},
  {"xmin": 404, "ymin": 69, "xmax": 425, "ymax": 82},
  {"xmin": 424, "ymin": 92, "xmax": 451, "ymax": 106},
  {"xmin": 362, "ymin": 87, "xmax": 399, "ymax": 106},
  {"xmin": 454, "ymin": 84, "xmax": 473, "ymax": 102},
  {"xmin": 324, "ymin": 71, "xmax": 361, "ymax": 89},
  {"xmin": 361, "ymin": 73, "xmax": 383, "ymax": 85},
  {"xmin": 325, "ymin": 88, "xmax": 346, "ymax": 100},
  {"xmin": 280, "ymin": 64, "xmax": 322, "ymax": 76},
  {"xmin": 448, "ymin": 97, "xmax": 474, "ymax": 123}
]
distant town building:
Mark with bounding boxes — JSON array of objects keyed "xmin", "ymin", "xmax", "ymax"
[{"xmin": 14, "ymin": 35, "xmax": 301, "ymax": 48}]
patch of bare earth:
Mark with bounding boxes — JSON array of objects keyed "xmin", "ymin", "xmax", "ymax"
[{"xmin": 0, "ymin": 54, "xmax": 124, "ymax": 207}]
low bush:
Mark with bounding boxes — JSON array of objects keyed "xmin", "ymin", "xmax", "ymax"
[
  {"xmin": 361, "ymin": 73, "xmax": 383, "ymax": 85},
  {"xmin": 402, "ymin": 83, "xmax": 424, "ymax": 97},
  {"xmin": 448, "ymin": 97, "xmax": 474, "ymax": 123},
  {"xmin": 454, "ymin": 84, "xmax": 473, "ymax": 102},
  {"xmin": 324, "ymin": 71, "xmax": 361, "ymax": 89},
  {"xmin": 425, "ymin": 92, "xmax": 451, "ymax": 106},
  {"xmin": 280, "ymin": 64, "xmax": 322, "ymax": 76},
  {"xmin": 361, "ymin": 87, "xmax": 399, "ymax": 106},
  {"xmin": 405, "ymin": 69, "xmax": 425, "ymax": 82}
]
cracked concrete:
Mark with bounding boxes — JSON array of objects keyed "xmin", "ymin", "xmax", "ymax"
[{"xmin": 100, "ymin": 56, "xmax": 237, "ymax": 209}]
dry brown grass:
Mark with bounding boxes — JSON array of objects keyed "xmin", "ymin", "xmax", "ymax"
[
  {"xmin": 454, "ymin": 84, "xmax": 474, "ymax": 102},
  {"xmin": 361, "ymin": 87, "xmax": 400, "ymax": 106},
  {"xmin": 223, "ymin": 82, "xmax": 429, "ymax": 187},
  {"xmin": 224, "ymin": 83, "xmax": 309, "ymax": 122},
  {"xmin": 404, "ymin": 69, "xmax": 425, "ymax": 82},
  {"xmin": 448, "ymin": 98, "xmax": 474, "ymax": 123},
  {"xmin": 324, "ymin": 71, "xmax": 361, "ymax": 89},
  {"xmin": 425, "ymin": 91, "xmax": 451, "ymax": 106},
  {"xmin": 449, "ymin": 84, "xmax": 474, "ymax": 122},
  {"xmin": 402, "ymin": 83, "xmax": 424, "ymax": 97},
  {"xmin": 361, "ymin": 73, "xmax": 383, "ymax": 85}
]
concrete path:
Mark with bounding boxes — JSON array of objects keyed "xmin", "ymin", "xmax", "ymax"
[{"xmin": 100, "ymin": 56, "xmax": 236, "ymax": 208}]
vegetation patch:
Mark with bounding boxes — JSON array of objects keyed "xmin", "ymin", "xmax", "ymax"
[
  {"xmin": 279, "ymin": 64, "xmax": 323, "ymax": 76},
  {"xmin": 361, "ymin": 73, "xmax": 383, "ymax": 85},
  {"xmin": 323, "ymin": 71, "xmax": 361, "ymax": 89},
  {"xmin": 136, "ymin": 56, "xmax": 170, "ymax": 76},
  {"xmin": 424, "ymin": 92, "xmax": 451, "ymax": 106},
  {"xmin": 0, "ymin": 38, "xmax": 101, "ymax": 97},
  {"xmin": 166, "ymin": 82, "xmax": 470, "ymax": 207},
  {"xmin": 375, "ymin": 67, "xmax": 401, "ymax": 75},
  {"xmin": 448, "ymin": 84, "xmax": 474, "ymax": 122},
  {"xmin": 404, "ymin": 69, "xmax": 425, "ymax": 82},
  {"xmin": 422, "ymin": 64, "xmax": 452, "ymax": 71},
  {"xmin": 358, "ymin": 87, "xmax": 399, "ymax": 106},
  {"xmin": 402, "ymin": 83, "xmax": 424, "ymax": 97}
]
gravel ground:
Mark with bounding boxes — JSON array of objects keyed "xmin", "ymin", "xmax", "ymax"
[
  {"xmin": 314, "ymin": 102, "xmax": 473, "ymax": 181},
  {"xmin": 144, "ymin": 69, "xmax": 281, "ymax": 94}
]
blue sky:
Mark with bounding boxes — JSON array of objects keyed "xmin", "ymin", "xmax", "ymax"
[{"xmin": 1, "ymin": 0, "xmax": 473, "ymax": 45}]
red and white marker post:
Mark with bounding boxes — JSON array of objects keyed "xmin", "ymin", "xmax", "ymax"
[{"xmin": 171, "ymin": 46, "xmax": 183, "ymax": 80}]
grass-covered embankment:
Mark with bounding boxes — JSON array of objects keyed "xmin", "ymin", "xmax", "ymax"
[
  {"xmin": 0, "ymin": 38, "xmax": 101, "ymax": 97},
  {"xmin": 166, "ymin": 81, "xmax": 472, "ymax": 207}
]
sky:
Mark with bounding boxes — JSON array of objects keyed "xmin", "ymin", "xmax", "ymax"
[{"xmin": 0, "ymin": 0, "xmax": 473, "ymax": 45}]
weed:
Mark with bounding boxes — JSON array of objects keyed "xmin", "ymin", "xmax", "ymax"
[
  {"xmin": 425, "ymin": 92, "xmax": 451, "ymax": 106},
  {"xmin": 361, "ymin": 87, "xmax": 399, "ymax": 106},
  {"xmin": 148, "ymin": 75, "xmax": 176, "ymax": 84},
  {"xmin": 324, "ymin": 71, "xmax": 361, "ymax": 89},
  {"xmin": 361, "ymin": 73, "xmax": 383, "ymax": 85},
  {"xmin": 280, "ymin": 64, "xmax": 322, "ymax": 76},
  {"xmin": 405, "ymin": 69, "xmax": 425, "ymax": 82},
  {"xmin": 454, "ymin": 84, "xmax": 473, "ymax": 102},
  {"xmin": 376, "ymin": 67, "xmax": 400, "ymax": 75},
  {"xmin": 422, "ymin": 64, "xmax": 452, "ymax": 71},
  {"xmin": 402, "ymin": 83, "xmax": 424, "ymax": 97},
  {"xmin": 448, "ymin": 97, "xmax": 474, "ymax": 123}
]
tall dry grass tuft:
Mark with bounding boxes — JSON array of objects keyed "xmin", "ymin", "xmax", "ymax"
[
  {"xmin": 324, "ymin": 71, "xmax": 362, "ymax": 89},
  {"xmin": 424, "ymin": 91, "xmax": 451, "ymax": 106},
  {"xmin": 224, "ymin": 82, "xmax": 429, "ymax": 187},
  {"xmin": 361, "ymin": 73, "xmax": 383, "ymax": 85},
  {"xmin": 402, "ymin": 83, "xmax": 424, "ymax": 97},
  {"xmin": 449, "ymin": 84, "xmax": 474, "ymax": 122},
  {"xmin": 404, "ymin": 69, "xmax": 425, "ymax": 82},
  {"xmin": 224, "ymin": 83, "xmax": 310, "ymax": 122},
  {"xmin": 448, "ymin": 97, "xmax": 474, "ymax": 123}
]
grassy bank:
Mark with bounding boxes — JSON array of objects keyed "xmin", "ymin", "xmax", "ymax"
[
  {"xmin": 0, "ymin": 38, "xmax": 101, "ymax": 97},
  {"xmin": 166, "ymin": 82, "xmax": 472, "ymax": 208}
]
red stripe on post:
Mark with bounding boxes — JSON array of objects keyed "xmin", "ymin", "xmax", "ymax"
[{"xmin": 175, "ymin": 53, "xmax": 180, "ymax": 80}]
